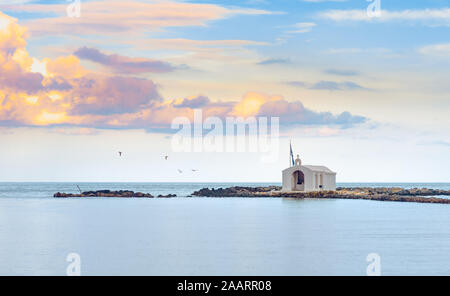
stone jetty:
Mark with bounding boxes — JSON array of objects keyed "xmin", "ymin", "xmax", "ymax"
[
  {"xmin": 53, "ymin": 186, "xmax": 450, "ymax": 204},
  {"xmin": 191, "ymin": 186, "xmax": 450, "ymax": 204},
  {"xmin": 54, "ymin": 190, "xmax": 162, "ymax": 198}
]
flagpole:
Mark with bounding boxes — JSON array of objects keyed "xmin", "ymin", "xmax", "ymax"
[{"xmin": 290, "ymin": 140, "xmax": 293, "ymax": 167}]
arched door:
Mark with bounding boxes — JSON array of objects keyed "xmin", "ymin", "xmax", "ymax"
[{"xmin": 292, "ymin": 170, "xmax": 305, "ymax": 191}]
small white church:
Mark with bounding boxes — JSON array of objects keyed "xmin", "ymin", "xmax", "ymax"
[{"xmin": 282, "ymin": 154, "xmax": 337, "ymax": 192}]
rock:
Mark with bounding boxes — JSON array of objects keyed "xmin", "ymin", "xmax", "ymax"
[
  {"xmin": 54, "ymin": 190, "xmax": 154, "ymax": 198},
  {"xmin": 157, "ymin": 194, "xmax": 176, "ymax": 198},
  {"xmin": 54, "ymin": 186, "xmax": 450, "ymax": 204},
  {"xmin": 191, "ymin": 186, "xmax": 450, "ymax": 204},
  {"xmin": 192, "ymin": 186, "xmax": 282, "ymax": 197}
]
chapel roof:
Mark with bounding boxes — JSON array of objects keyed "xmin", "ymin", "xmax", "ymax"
[{"xmin": 302, "ymin": 165, "xmax": 336, "ymax": 174}]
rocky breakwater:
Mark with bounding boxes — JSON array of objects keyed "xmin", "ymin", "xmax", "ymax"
[
  {"xmin": 192, "ymin": 186, "xmax": 282, "ymax": 197},
  {"xmin": 336, "ymin": 187, "xmax": 450, "ymax": 197},
  {"xmin": 54, "ymin": 190, "xmax": 176, "ymax": 198},
  {"xmin": 192, "ymin": 186, "xmax": 450, "ymax": 204}
]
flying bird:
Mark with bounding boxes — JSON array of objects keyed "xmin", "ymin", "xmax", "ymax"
[
  {"xmin": 177, "ymin": 169, "xmax": 183, "ymax": 174},
  {"xmin": 191, "ymin": 169, "xmax": 198, "ymax": 172},
  {"xmin": 118, "ymin": 151, "xmax": 122, "ymax": 157},
  {"xmin": 164, "ymin": 155, "xmax": 168, "ymax": 160}
]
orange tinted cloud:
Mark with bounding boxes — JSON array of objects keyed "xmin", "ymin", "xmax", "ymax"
[
  {"xmin": 46, "ymin": 55, "xmax": 86, "ymax": 79},
  {"xmin": 0, "ymin": 11, "xmax": 162, "ymax": 126},
  {"xmin": 231, "ymin": 92, "xmax": 283, "ymax": 117},
  {"xmin": 0, "ymin": 10, "xmax": 366, "ymax": 131}
]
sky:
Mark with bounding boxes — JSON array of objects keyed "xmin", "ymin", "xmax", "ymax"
[{"xmin": 0, "ymin": 0, "xmax": 449, "ymax": 182}]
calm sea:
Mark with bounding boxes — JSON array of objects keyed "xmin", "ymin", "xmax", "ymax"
[{"xmin": 1, "ymin": 182, "xmax": 450, "ymax": 276}]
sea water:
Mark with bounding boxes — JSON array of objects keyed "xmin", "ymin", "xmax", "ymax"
[{"xmin": 0, "ymin": 182, "xmax": 450, "ymax": 276}]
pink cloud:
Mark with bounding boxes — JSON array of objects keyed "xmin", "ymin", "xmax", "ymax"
[
  {"xmin": 2, "ymin": 1, "xmax": 274, "ymax": 36},
  {"xmin": 0, "ymin": 67, "xmax": 44, "ymax": 93},
  {"xmin": 258, "ymin": 100, "xmax": 366, "ymax": 127},
  {"xmin": 74, "ymin": 47, "xmax": 176, "ymax": 74},
  {"xmin": 68, "ymin": 75, "xmax": 162, "ymax": 115}
]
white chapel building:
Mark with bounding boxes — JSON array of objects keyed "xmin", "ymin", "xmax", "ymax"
[{"xmin": 282, "ymin": 155, "xmax": 337, "ymax": 192}]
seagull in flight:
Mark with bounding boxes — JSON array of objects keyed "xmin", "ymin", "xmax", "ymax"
[
  {"xmin": 191, "ymin": 169, "xmax": 198, "ymax": 172},
  {"xmin": 177, "ymin": 169, "xmax": 183, "ymax": 174},
  {"xmin": 118, "ymin": 151, "xmax": 123, "ymax": 157},
  {"xmin": 164, "ymin": 155, "xmax": 168, "ymax": 160}
]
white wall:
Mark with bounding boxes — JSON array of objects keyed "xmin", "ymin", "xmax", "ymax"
[{"xmin": 282, "ymin": 166, "xmax": 336, "ymax": 192}]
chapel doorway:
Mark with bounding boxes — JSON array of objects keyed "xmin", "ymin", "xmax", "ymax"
[{"xmin": 292, "ymin": 170, "xmax": 305, "ymax": 191}]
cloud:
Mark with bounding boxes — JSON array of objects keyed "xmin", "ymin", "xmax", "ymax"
[
  {"xmin": 0, "ymin": 70, "xmax": 44, "ymax": 93},
  {"xmin": 287, "ymin": 80, "xmax": 368, "ymax": 91},
  {"xmin": 257, "ymin": 58, "xmax": 290, "ymax": 65},
  {"xmin": 419, "ymin": 43, "xmax": 450, "ymax": 57},
  {"xmin": 46, "ymin": 55, "xmax": 86, "ymax": 79},
  {"xmin": 319, "ymin": 8, "xmax": 450, "ymax": 26},
  {"xmin": 417, "ymin": 139, "xmax": 450, "ymax": 148},
  {"xmin": 126, "ymin": 38, "xmax": 267, "ymax": 63},
  {"xmin": 326, "ymin": 48, "xmax": 391, "ymax": 55},
  {"xmin": 44, "ymin": 77, "xmax": 73, "ymax": 91},
  {"xmin": 310, "ymin": 81, "xmax": 366, "ymax": 91},
  {"xmin": 0, "ymin": 2, "xmax": 271, "ymax": 64},
  {"xmin": 0, "ymin": 11, "xmax": 45, "ymax": 93},
  {"xmin": 433, "ymin": 140, "xmax": 450, "ymax": 147},
  {"xmin": 0, "ymin": 0, "xmax": 30, "ymax": 3},
  {"xmin": 135, "ymin": 38, "xmax": 267, "ymax": 50},
  {"xmin": 310, "ymin": 81, "xmax": 342, "ymax": 91},
  {"xmin": 245, "ymin": 0, "xmax": 269, "ymax": 4},
  {"xmin": 0, "ymin": 10, "xmax": 367, "ymax": 132},
  {"xmin": 50, "ymin": 127, "xmax": 100, "ymax": 136},
  {"xmin": 68, "ymin": 75, "xmax": 161, "ymax": 115},
  {"xmin": 129, "ymin": 38, "xmax": 268, "ymax": 57},
  {"xmin": 254, "ymin": 96, "xmax": 366, "ymax": 127},
  {"xmin": 2, "ymin": 0, "xmax": 275, "ymax": 36},
  {"xmin": 286, "ymin": 81, "xmax": 307, "ymax": 88},
  {"xmin": 174, "ymin": 96, "xmax": 210, "ymax": 109},
  {"xmin": 287, "ymin": 22, "xmax": 316, "ymax": 33},
  {"xmin": 302, "ymin": 0, "xmax": 347, "ymax": 2},
  {"xmin": 0, "ymin": 10, "xmax": 162, "ymax": 126},
  {"xmin": 324, "ymin": 69, "xmax": 358, "ymax": 76},
  {"xmin": 228, "ymin": 92, "xmax": 366, "ymax": 128},
  {"xmin": 74, "ymin": 47, "xmax": 176, "ymax": 74}
]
